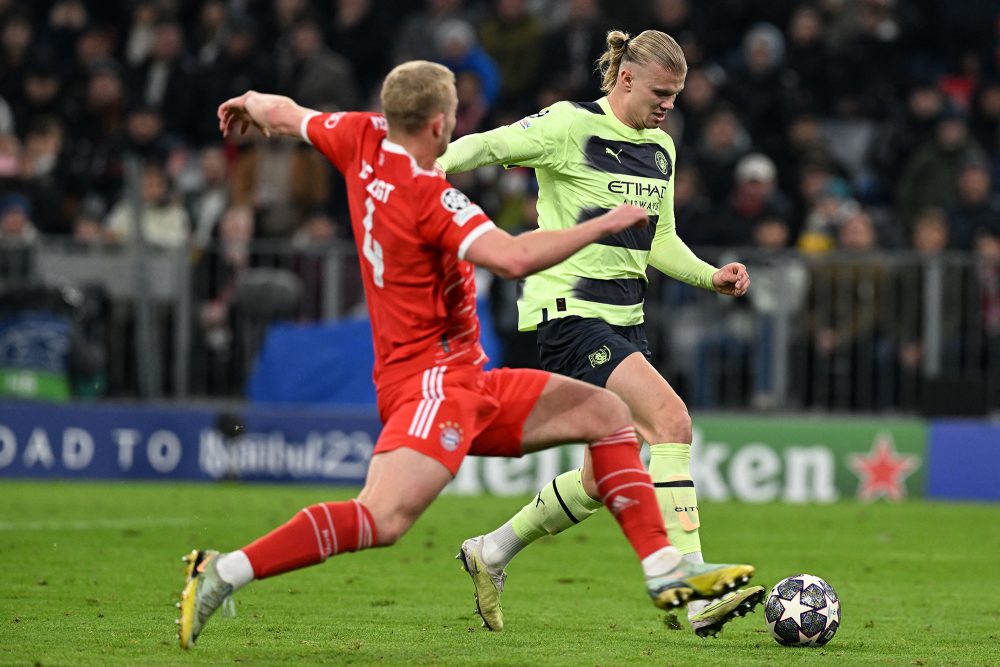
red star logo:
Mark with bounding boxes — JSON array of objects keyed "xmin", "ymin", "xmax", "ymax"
[{"xmin": 848, "ymin": 433, "xmax": 920, "ymax": 501}]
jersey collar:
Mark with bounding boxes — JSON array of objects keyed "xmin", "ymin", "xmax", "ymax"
[
  {"xmin": 597, "ymin": 97, "xmax": 649, "ymax": 140},
  {"xmin": 382, "ymin": 138, "xmax": 438, "ymax": 177}
]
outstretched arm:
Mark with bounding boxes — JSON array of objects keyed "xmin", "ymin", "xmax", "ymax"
[
  {"xmin": 217, "ymin": 91, "xmax": 318, "ymax": 141},
  {"xmin": 464, "ymin": 205, "xmax": 649, "ymax": 280},
  {"xmin": 439, "ymin": 107, "xmax": 567, "ymax": 173}
]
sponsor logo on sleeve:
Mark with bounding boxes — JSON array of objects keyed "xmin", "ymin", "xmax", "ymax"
[{"xmin": 323, "ymin": 112, "xmax": 346, "ymax": 129}]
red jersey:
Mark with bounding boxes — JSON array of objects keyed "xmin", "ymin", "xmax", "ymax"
[{"xmin": 302, "ymin": 111, "xmax": 495, "ymax": 389}]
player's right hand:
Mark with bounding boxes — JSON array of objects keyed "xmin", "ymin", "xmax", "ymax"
[
  {"xmin": 601, "ymin": 204, "xmax": 649, "ymax": 235},
  {"xmin": 217, "ymin": 92, "xmax": 271, "ymax": 139}
]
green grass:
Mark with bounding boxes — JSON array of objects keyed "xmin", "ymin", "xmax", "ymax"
[{"xmin": 2, "ymin": 481, "xmax": 998, "ymax": 666}]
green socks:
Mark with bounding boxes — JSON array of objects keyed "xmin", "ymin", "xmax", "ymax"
[
  {"xmin": 510, "ymin": 468, "xmax": 603, "ymax": 543},
  {"xmin": 648, "ymin": 443, "xmax": 702, "ymax": 556}
]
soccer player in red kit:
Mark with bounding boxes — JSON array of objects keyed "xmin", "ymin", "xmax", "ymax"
[{"xmin": 177, "ymin": 61, "xmax": 754, "ymax": 649}]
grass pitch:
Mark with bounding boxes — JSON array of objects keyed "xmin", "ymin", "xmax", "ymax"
[{"xmin": 2, "ymin": 480, "xmax": 998, "ymax": 666}]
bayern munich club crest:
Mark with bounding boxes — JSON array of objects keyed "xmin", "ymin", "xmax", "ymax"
[{"xmin": 439, "ymin": 421, "xmax": 464, "ymax": 451}]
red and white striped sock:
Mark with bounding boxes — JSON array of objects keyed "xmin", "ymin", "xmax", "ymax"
[
  {"xmin": 588, "ymin": 425, "xmax": 670, "ymax": 560},
  {"xmin": 241, "ymin": 500, "xmax": 376, "ymax": 580}
]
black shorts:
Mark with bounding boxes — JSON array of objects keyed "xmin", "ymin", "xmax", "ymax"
[{"xmin": 535, "ymin": 316, "xmax": 652, "ymax": 388}]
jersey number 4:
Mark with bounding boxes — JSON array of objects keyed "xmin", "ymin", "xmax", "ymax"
[{"xmin": 362, "ymin": 197, "xmax": 384, "ymax": 287}]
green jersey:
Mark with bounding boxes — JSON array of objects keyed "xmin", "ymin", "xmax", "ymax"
[{"xmin": 439, "ymin": 97, "xmax": 716, "ymax": 331}]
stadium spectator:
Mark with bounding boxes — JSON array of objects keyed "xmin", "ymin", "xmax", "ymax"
[
  {"xmin": 896, "ymin": 206, "xmax": 966, "ymax": 408},
  {"xmin": 434, "ymin": 19, "xmax": 500, "ymax": 107},
  {"xmin": 722, "ymin": 214, "xmax": 808, "ymax": 410},
  {"xmin": 178, "ymin": 60, "xmax": 755, "ymax": 648},
  {"xmin": 721, "ymin": 23, "xmax": 792, "ymax": 156},
  {"xmin": 946, "ymin": 152, "xmax": 1000, "ymax": 250},
  {"xmin": 70, "ymin": 199, "xmax": 106, "ymax": 245},
  {"xmin": 123, "ymin": 1, "xmax": 159, "ymax": 68},
  {"xmin": 671, "ymin": 163, "xmax": 715, "ymax": 247},
  {"xmin": 44, "ymin": 0, "xmax": 89, "ymax": 69},
  {"xmin": 263, "ymin": 0, "xmax": 310, "ymax": 52},
  {"xmin": 197, "ymin": 14, "xmax": 275, "ymax": 145},
  {"xmin": 0, "ymin": 131, "xmax": 22, "ymax": 192},
  {"xmin": 280, "ymin": 17, "xmax": 359, "ymax": 112},
  {"xmin": 536, "ymin": 0, "xmax": 606, "ymax": 103},
  {"xmin": 715, "ymin": 153, "xmax": 793, "ymax": 247},
  {"xmin": 772, "ymin": 113, "xmax": 844, "ymax": 223},
  {"xmin": 328, "ymin": 0, "xmax": 391, "ymax": 100},
  {"xmin": 12, "ymin": 63, "xmax": 64, "ymax": 138},
  {"xmin": 128, "ymin": 19, "xmax": 200, "ymax": 142},
  {"xmin": 186, "ymin": 145, "xmax": 230, "ymax": 250},
  {"xmin": 192, "ymin": 0, "xmax": 229, "ymax": 66},
  {"xmin": 0, "ymin": 191, "xmax": 37, "ymax": 243},
  {"xmin": 453, "ymin": 70, "xmax": 488, "ymax": 138},
  {"xmin": 896, "ymin": 107, "xmax": 986, "ymax": 228},
  {"xmin": 20, "ymin": 115, "xmax": 70, "ymax": 234},
  {"xmin": 673, "ymin": 65, "xmax": 720, "ymax": 153},
  {"xmin": 393, "ymin": 0, "xmax": 474, "ymax": 65},
  {"xmin": 0, "ymin": 11, "xmax": 34, "ymax": 102},
  {"xmin": 105, "ymin": 162, "xmax": 189, "ymax": 248},
  {"xmin": 970, "ymin": 78, "xmax": 1000, "ymax": 157},
  {"xmin": 868, "ymin": 79, "xmax": 947, "ymax": 200},
  {"xmin": 195, "ymin": 204, "xmax": 255, "ymax": 392},
  {"xmin": 806, "ymin": 206, "xmax": 895, "ymax": 410},
  {"xmin": 123, "ymin": 104, "xmax": 168, "ymax": 164},
  {"xmin": 783, "ymin": 4, "xmax": 830, "ymax": 115},
  {"xmin": 478, "ymin": 0, "xmax": 544, "ymax": 110},
  {"xmin": 974, "ymin": 226, "xmax": 1000, "ymax": 408},
  {"xmin": 693, "ymin": 106, "xmax": 751, "ymax": 204},
  {"xmin": 228, "ymin": 122, "xmax": 332, "ymax": 238}
]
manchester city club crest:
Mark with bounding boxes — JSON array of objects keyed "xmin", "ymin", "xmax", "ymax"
[
  {"xmin": 439, "ymin": 421, "xmax": 464, "ymax": 452},
  {"xmin": 588, "ymin": 345, "xmax": 612, "ymax": 368},
  {"xmin": 655, "ymin": 150, "xmax": 669, "ymax": 175}
]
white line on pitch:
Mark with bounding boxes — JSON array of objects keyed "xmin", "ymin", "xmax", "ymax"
[{"xmin": 0, "ymin": 518, "xmax": 189, "ymax": 531}]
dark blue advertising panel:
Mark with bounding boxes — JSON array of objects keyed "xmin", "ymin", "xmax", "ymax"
[
  {"xmin": 926, "ymin": 421, "xmax": 1000, "ymax": 501},
  {"xmin": 0, "ymin": 402, "xmax": 381, "ymax": 484}
]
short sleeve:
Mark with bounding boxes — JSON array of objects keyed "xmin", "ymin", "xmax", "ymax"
[
  {"xmin": 302, "ymin": 111, "xmax": 381, "ymax": 172},
  {"xmin": 420, "ymin": 181, "xmax": 496, "ymax": 260}
]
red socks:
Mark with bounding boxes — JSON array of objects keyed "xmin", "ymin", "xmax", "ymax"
[
  {"xmin": 242, "ymin": 500, "xmax": 376, "ymax": 579},
  {"xmin": 589, "ymin": 426, "xmax": 670, "ymax": 559}
]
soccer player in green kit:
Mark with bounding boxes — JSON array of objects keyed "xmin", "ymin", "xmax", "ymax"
[{"xmin": 439, "ymin": 30, "xmax": 765, "ymax": 636}]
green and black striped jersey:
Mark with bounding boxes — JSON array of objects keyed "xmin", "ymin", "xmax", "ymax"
[{"xmin": 439, "ymin": 97, "xmax": 716, "ymax": 331}]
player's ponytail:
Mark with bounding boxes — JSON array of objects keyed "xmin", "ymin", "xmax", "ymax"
[{"xmin": 596, "ymin": 29, "xmax": 687, "ymax": 94}]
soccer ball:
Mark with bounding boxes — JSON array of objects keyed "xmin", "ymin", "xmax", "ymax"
[{"xmin": 764, "ymin": 574, "xmax": 841, "ymax": 647}]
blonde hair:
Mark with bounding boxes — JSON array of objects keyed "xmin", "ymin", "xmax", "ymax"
[
  {"xmin": 596, "ymin": 29, "xmax": 687, "ymax": 93},
  {"xmin": 380, "ymin": 60, "xmax": 456, "ymax": 134}
]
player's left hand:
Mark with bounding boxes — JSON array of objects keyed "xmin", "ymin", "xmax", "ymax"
[{"xmin": 712, "ymin": 262, "xmax": 750, "ymax": 296}]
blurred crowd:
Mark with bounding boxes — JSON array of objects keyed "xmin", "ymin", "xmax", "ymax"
[
  {"xmin": 1, "ymin": 0, "xmax": 1000, "ymax": 406},
  {"xmin": 0, "ymin": 0, "xmax": 996, "ymax": 254}
]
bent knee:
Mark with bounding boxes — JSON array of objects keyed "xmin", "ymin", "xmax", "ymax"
[{"xmin": 648, "ymin": 407, "xmax": 692, "ymax": 444}]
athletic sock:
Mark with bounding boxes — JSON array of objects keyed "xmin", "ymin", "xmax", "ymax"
[
  {"xmin": 214, "ymin": 550, "xmax": 254, "ymax": 591},
  {"xmin": 241, "ymin": 499, "xmax": 376, "ymax": 579},
  {"xmin": 648, "ymin": 443, "xmax": 702, "ymax": 558},
  {"xmin": 481, "ymin": 468, "xmax": 603, "ymax": 570},
  {"xmin": 480, "ymin": 521, "xmax": 524, "ymax": 570},
  {"xmin": 589, "ymin": 426, "xmax": 670, "ymax": 559}
]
